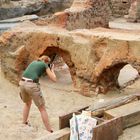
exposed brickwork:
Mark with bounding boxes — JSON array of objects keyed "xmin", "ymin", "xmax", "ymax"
[
  {"xmin": 0, "ymin": 25, "xmax": 140, "ymax": 95},
  {"xmin": 0, "ymin": 0, "xmax": 140, "ymax": 96},
  {"xmin": 109, "ymin": 0, "xmax": 131, "ymax": 17},
  {"xmin": 36, "ymin": 0, "xmax": 110, "ymax": 30}
]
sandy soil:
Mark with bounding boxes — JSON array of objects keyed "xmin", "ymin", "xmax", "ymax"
[{"xmin": 0, "ymin": 64, "xmax": 140, "ymax": 140}]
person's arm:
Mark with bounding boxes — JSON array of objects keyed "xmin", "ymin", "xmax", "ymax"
[{"xmin": 46, "ymin": 64, "xmax": 57, "ymax": 82}]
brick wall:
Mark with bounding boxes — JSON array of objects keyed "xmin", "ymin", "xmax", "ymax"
[{"xmin": 110, "ymin": 0, "xmax": 131, "ymax": 17}]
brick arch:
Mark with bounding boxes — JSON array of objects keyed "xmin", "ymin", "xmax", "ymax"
[
  {"xmin": 40, "ymin": 46, "xmax": 77, "ymax": 87},
  {"xmin": 14, "ymin": 45, "xmax": 77, "ymax": 87},
  {"xmin": 97, "ymin": 62, "xmax": 128, "ymax": 87},
  {"xmin": 95, "ymin": 61, "xmax": 139, "ymax": 93}
]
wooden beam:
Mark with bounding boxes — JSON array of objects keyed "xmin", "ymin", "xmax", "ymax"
[
  {"xmin": 89, "ymin": 95, "xmax": 138, "ymax": 116},
  {"xmin": 39, "ymin": 116, "xmax": 122, "ymax": 140},
  {"xmin": 42, "ymin": 118, "xmax": 122, "ymax": 140},
  {"xmin": 92, "ymin": 117, "xmax": 123, "ymax": 140},
  {"xmin": 104, "ymin": 100, "xmax": 140, "ymax": 129}
]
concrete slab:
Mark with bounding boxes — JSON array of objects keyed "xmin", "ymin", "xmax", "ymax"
[
  {"xmin": 0, "ymin": 22, "xmax": 19, "ymax": 30},
  {"xmin": 0, "ymin": 15, "xmax": 38, "ymax": 23},
  {"xmin": 0, "ymin": 15, "xmax": 38, "ymax": 34},
  {"xmin": 109, "ymin": 18, "xmax": 140, "ymax": 31}
]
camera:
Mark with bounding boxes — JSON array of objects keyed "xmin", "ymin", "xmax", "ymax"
[{"xmin": 48, "ymin": 63, "xmax": 52, "ymax": 69}]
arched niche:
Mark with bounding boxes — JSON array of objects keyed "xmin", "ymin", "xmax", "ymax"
[
  {"xmin": 95, "ymin": 62, "xmax": 139, "ymax": 93},
  {"xmin": 40, "ymin": 46, "xmax": 77, "ymax": 88},
  {"xmin": 95, "ymin": 62, "xmax": 128, "ymax": 93}
]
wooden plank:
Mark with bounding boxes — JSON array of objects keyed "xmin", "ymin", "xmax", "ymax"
[
  {"xmin": 59, "ymin": 106, "xmax": 89, "ymax": 129},
  {"xmin": 92, "ymin": 117, "xmax": 123, "ymax": 140},
  {"xmin": 104, "ymin": 100, "xmax": 140, "ymax": 129},
  {"xmin": 37, "ymin": 118, "xmax": 122, "ymax": 140},
  {"xmin": 42, "ymin": 117, "xmax": 122, "ymax": 140},
  {"xmin": 88, "ymin": 95, "xmax": 138, "ymax": 116},
  {"xmin": 36, "ymin": 128, "xmax": 70, "ymax": 140},
  {"xmin": 91, "ymin": 116, "xmax": 105, "ymax": 125}
]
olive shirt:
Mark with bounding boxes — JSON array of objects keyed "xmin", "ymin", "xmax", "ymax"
[{"xmin": 23, "ymin": 60, "xmax": 48, "ymax": 83}]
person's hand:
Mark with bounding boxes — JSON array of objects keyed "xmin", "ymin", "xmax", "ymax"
[{"xmin": 46, "ymin": 64, "xmax": 57, "ymax": 82}]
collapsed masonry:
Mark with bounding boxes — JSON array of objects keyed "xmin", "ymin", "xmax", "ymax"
[{"xmin": 0, "ymin": 0, "xmax": 140, "ymax": 96}]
